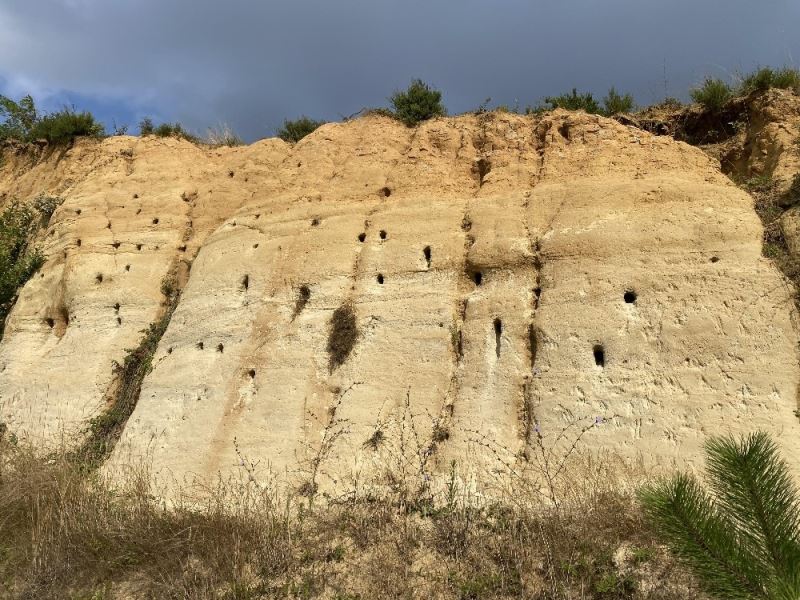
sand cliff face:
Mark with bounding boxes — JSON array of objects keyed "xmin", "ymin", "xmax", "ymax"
[{"xmin": 0, "ymin": 110, "xmax": 798, "ymax": 491}]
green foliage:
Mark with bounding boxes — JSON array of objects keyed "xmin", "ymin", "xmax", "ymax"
[
  {"xmin": 277, "ymin": 116, "xmax": 325, "ymax": 143},
  {"xmin": 690, "ymin": 78, "xmax": 734, "ymax": 112},
  {"xmin": 0, "ymin": 95, "xmax": 103, "ymax": 144},
  {"xmin": 602, "ymin": 87, "xmax": 635, "ymax": 115},
  {"xmin": 0, "ymin": 200, "xmax": 49, "ymax": 338},
  {"xmin": 0, "ymin": 95, "xmax": 37, "ymax": 140},
  {"xmin": 541, "ymin": 88, "xmax": 603, "ymax": 114},
  {"xmin": 28, "ymin": 108, "xmax": 104, "ymax": 144},
  {"xmin": 640, "ymin": 431, "xmax": 800, "ymax": 599},
  {"xmin": 389, "ymin": 79, "xmax": 446, "ymax": 127},
  {"xmin": 138, "ymin": 117, "xmax": 198, "ymax": 142},
  {"xmin": 740, "ymin": 67, "xmax": 800, "ymax": 95}
]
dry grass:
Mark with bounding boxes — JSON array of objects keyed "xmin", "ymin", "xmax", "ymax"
[{"xmin": 0, "ymin": 435, "xmax": 701, "ymax": 600}]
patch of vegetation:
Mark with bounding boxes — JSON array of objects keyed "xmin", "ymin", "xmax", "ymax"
[
  {"xmin": 602, "ymin": 87, "xmax": 635, "ymax": 115},
  {"xmin": 690, "ymin": 78, "xmax": 734, "ymax": 112},
  {"xmin": 75, "ymin": 275, "xmax": 180, "ymax": 469},
  {"xmin": 526, "ymin": 87, "xmax": 634, "ymax": 116},
  {"xmin": 0, "ymin": 199, "xmax": 53, "ymax": 339},
  {"xmin": 277, "ymin": 116, "xmax": 325, "ymax": 143},
  {"xmin": 389, "ymin": 79, "xmax": 447, "ymax": 127},
  {"xmin": 138, "ymin": 117, "xmax": 198, "ymax": 143},
  {"xmin": 205, "ymin": 123, "xmax": 244, "ymax": 147},
  {"xmin": 740, "ymin": 66, "xmax": 800, "ymax": 95},
  {"xmin": 0, "ymin": 437, "xmax": 698, "ymax": 599},
  {"xmin": 0, "ymin": 95, "xmax": 104, "ymax": 144},
  {"xmin": 641, "ymin": 431, "xmax": 800, "ymax": 599}
]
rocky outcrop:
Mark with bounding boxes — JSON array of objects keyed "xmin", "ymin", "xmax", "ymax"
[{"xmin": 1, "ymin": 110, "xmax": 798, "ymax": 493}]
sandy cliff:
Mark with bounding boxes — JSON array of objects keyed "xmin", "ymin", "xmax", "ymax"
[{"xmin": 0, "ymin": 110, "xmax": 798, "ymax": 493}]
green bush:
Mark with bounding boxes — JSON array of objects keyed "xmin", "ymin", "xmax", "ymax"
[
  {"xmin": 277, "ymin": 116, "xmax": 325, "ymax": 143},
  {"xmin": 740, "ymin": 67, "xmax": 800, "ymax": 94},
  {"xmin": 602, "ymin": 87, "xmax": 635, "ymax": 115},
  {"xmin": 27, "ymin": 108, "xmax": 104, "ymax": 144},
  {"xmin": 541, "ymin": 88, "xmax": 603, "ymax": 114},
  {"xmin": 0, "ymin": 201, "xmax": 46, "ymax": 338},
  {"xmin": 640, "ymin": 431, "xmax": 800, "ymax": 599},
  {"xmin": 138, "ymin": 117, "xmax": 197, "ymax": 142},
  {"xmin": 0, "ymin": 96, "xmax": 103, "ymax": 144},
  {"xmin": 690, "ymin": 78, "xmax": 734, "ymax": 112},
  {"xmin": 389, "ymin": 79, "xmax": 446, "ymax": 127}
]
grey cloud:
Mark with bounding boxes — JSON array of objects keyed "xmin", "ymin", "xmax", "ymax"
[{"xmin": 0, "ymin": 0, "xmax": 798, "ymax": 140}]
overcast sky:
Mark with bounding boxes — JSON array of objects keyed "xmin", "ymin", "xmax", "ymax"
[{"xmin": 1, "ymin": 0, "xmax": 798, "ymax": 141}]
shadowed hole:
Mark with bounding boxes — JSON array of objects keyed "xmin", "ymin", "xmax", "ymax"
[
  {"xmin": 379, "ymin": 230, "xmax": 387, "ymax": 240},
  {"xmin": 593, "ymin": 344, "xmax": 605, "ymax": 368},
  {"xmin": 248, "ymin": 369, "xmax": 256, "ymax": 379},
  {"xmin": 624, "ymin": 290, "xmax": 637, "ymax": 304},
  {"xmin": 377, "ymin": 274, "xmax": 384, "ymax": 285},
  {"xmin": 358, "ymin": 233, "xmax": 366, "ymax": 243},
  {"xmin": 380, "ymin": 187, "xmax": 391, "ymax": 197},
  {"xmin": 311, "ymin": 218, "xmax": 320, "ymax": 226},
  {"xmin": 423, "ymin": 246, "xmax": 432, "ymax": 268},
  {"xmin": 472, "ymin": 271, "xmax": 483, "ymax": 286},
  {"xmin": 710, "ymin": 256, "xmax": 720, "ymax": 263},
  {"xmin": 494, "ymin": 318, "xmax": 502, "ymax": 358},
  {"xmin": 152, "ymin": 218, "xmax": 159, "ymax": 225},
  {"xmin": 217, "ymin": 343, "xmax": 224, "ymax": 353},
  {"xmin": 241, "ymin": 275, "xmax": 249, "ymax": 291}
]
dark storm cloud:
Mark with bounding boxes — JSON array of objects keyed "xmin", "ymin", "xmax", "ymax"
[{"xmin": 1, "ymin": 0, "xmax": 798, "ymax": 141}]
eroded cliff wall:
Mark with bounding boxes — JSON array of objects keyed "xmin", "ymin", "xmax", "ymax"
[{"xmin": 0, "ymin": 110, "xmax": 797, "ymax": 492}]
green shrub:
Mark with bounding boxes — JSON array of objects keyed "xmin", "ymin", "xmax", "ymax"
[
  {"xmin": 602, "ymin": 87, "xmax": 635, "ymax": 115},
  {"xmin": 640, "ymin": 431, "xmax": 800, "ymax": 599},
  {"xmin": 277, "ymin": 116, "xmax": 325, "ymax": 143},
  {"xmin": 540, "ymin": 88, "xmax": 602, "ymax": 114},
  {"xmin": 138, "ymin": 117, "xmax": 154, "ymax": 135},
  {"xmin": 0, "ymin": 95, "xmax": 37, "ymax": 141},
  {"xmin": 0, "ymin": 201, "xmax": 46, "ymax": 338},
  {"xmin": 138, "ymin": 117, "xmax": 198, "ymax": 142},
  {"xmin": 690, "ymin": 78, "xmax": 734, "ymax": 112},
  {"xmin": 27, "ymin": 108, "xmax": 104, "ymax": 144},
  {"xmin": 389, "ymin": 79, "xmax": 446, "ymax": 127},
  {"xmin": 0, "ymin": 96, "xmax": 103, "ymax": 145},
  {"xmin": 740, "ymin": 67, "xmax": 800, "ymax": 94}
]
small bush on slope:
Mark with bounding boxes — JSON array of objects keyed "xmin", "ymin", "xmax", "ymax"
[
  {"xmin": 138, "ymin": 117, "xmax": 199, "ymax": 142},
  {"xmin": 0, "ymin": 95, "xmax": 103, "ymax": 144},
  {"xmin": 740, "ymin": 67, "xmax": 800, "ymax": 95},
  {"xmin": 277, "ymin": 116, "xmax": 326, "ymax": 143},
  {"xmin": 389, "ymin": 79, "xmax": 446, "ymax": 127},
  {"xmin": 539, "ymin": 88, "xmax": 603, "ymax": 114},
  {"xmin": 603, "ymin": 86, "xmax": 636, "ymax": 115},
  {"xmin": 640, "ymin": 431, "xmax": 800, "ymax": 599},
  {"xmin": 690, "ymin": 78, "xmax": 734, "ymax": 112}
]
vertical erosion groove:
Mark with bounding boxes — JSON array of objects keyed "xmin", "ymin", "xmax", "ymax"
[{"xmin": 76, "ymin": 274, "xmax": 183, "ymax": 468}]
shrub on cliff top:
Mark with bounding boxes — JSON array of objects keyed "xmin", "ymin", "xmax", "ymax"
[
  {"xmin": 138, "ymin": 117, "xmax": 199, "ymax": 143},
  {"xmin": 740, "ymin": 66, "xmax": 800, "ymax": 95},
  {"xmin": 0, "ymin": 95, "xmax": 104, "ymax": 144},
  {"xmin": 277, "ymin": 116, "xmax": 325, "ymax": 143},
  {"xmin": 389, "ymin": 79, "xmax": 446, "ymax": 127},
  {"xmin": 602, "ymin": 87, "xmax": 636, "ymax": 115},
  {"xmin": 690, "ymin": 78, "xmax": 734, "ymax": 112}
]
